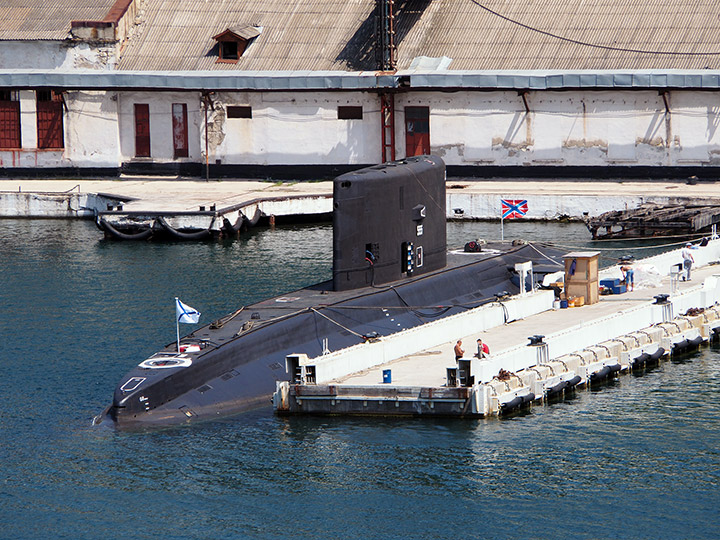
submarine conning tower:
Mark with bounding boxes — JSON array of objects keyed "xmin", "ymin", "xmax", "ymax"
[{"xmin": 333, "ymin": 155, "xmax": 447, "ymax": 291}]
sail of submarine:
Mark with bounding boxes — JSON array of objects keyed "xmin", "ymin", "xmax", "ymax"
[{"xmin": 100, "ymin": 156, "xmax": 563, "ymax": 428}]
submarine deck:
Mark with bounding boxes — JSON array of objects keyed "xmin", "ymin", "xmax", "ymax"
[{"xmin": 178, "ymin": 243, "xmax": 560, "ymax": 350}]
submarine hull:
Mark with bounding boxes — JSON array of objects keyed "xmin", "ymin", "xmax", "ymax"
[{"xmin": 105, "ymin": 242, "xmax": 564, "ymax": 428}]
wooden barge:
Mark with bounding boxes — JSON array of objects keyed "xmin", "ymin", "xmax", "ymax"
[{"xmin": 585, "ymin": 203, "xmax": 720, "ymax": 239}]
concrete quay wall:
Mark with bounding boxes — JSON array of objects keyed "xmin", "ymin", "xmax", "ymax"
[
  {"xmin": 446, "ymin": 191, "xmax": 720, "ymax": 220},
  {"xmin": 0, "ymin": 190, "xmax": 129, "ymax": 218},
  {"xmin": 2, "ymin": 178, "xmax": 718, "ymax": 221}
]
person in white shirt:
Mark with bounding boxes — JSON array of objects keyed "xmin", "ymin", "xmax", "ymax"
[{"xmin": 681, "ymin": 243, "xmax": 695, "ymax": 281}]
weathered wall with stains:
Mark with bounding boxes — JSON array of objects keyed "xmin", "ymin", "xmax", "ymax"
[
  {"xmin": 117, "ymin": 91, "xmax": 202, "ymax": 162},
  {"xmin": 64, "ymin": 91, "xmax": 120, "ymax": 167},
  {"xmin": 203, "ymin": 89, "xmax": 720, "ymax": 168},
  {"xmin": 0, "ymin": 90, "xmax": 119, "ymax": 169},
  {"xmin": 201, "ymin": 88, "xmax": 720, "ymax": 168},
  {"xmin": 210, "ymin": 91, "xmax": 378, "ymax": 166},
  {"xmin": 422, "ymin": 90, "xmax": 720, "ymax": 167},
  {"xmin": 5, "ymin": 86, "xmax": 720, "ymax": 171}
]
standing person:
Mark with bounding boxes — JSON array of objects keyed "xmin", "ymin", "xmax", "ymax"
[
  {"xmin": 454, "ymin": 340, "xmax": 465, "ymax": 360},
  {"xmin": 619, "ymin": 256, "xmax": 634, "ymax": 292},
  {"xmin": 681, "ymin": 243, "xmax": 695, "ymax": 281},
  {"xmin": 476, "ymin": 338, "xmax": 490, "ymax": 358}
]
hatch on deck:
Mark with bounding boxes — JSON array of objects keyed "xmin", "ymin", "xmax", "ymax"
[{"xmin": 139, "ymin": 352, "xmax": 192, "ymax": 369}]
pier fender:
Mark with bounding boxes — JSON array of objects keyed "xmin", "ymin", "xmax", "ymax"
[
  {"xmin": 545, "ymin": 379, "xmax": 568, "ymax": 397},
  {"xmin": 97, "ymin": 217, "xmax": 154, "ymax": 241},
  {"xmin": 589, "ymin": 365, "xmax": 611, "ymax": 383},
  {"xmin": 702, "ymin": 321, "xmax": 720, "ymax": 339},
  {"xmin": 247, "ymin": 207, "xmax": 262, "ymax": 227},
  {"xmin": 566, "ymin": 375, "xmax": 582, "ymax": 388},
  {"xmin": 632, "ymin": 352, "xmax": 651, "ymax": 368},
  {"xmin": 499, "ymin": 395, "xmax": 523, "ymax": 413},
  {"xmin": 650, "ymin": 347, "xmax": 665, "ymax": 361},
  {"xmin": 470, "ymin": 385, "xmax": 487, "ymax": 415},
  {"xmin": 157, "ymin": 216, "xmax": 214, "ymax": 240},
  {"xmin": 499, "ymin": 389, "xmax": 534, "ymax": 414},
  {"xmin": 711, "ymin": 327, "xmax": 720, "ymax": 342}
]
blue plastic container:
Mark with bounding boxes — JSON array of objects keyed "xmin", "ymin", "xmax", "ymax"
[
  {"xmin": 382, "ymin": 369, "xmax": 392, "ymax": 383},
  {"xmin": 560, "ymin": 300, "xmax": 568, "ymax": 309}
]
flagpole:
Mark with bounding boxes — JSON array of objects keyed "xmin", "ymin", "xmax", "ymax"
[
  {"xmin": 175, "ymin": 297, "xmax": 180, "ymax": 352},
  {"xmin": 501, "ymin": 214, "xmax": 504, "ymax": 242}
]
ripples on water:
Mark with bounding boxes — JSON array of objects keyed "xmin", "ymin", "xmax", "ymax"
[{"xmin": 1, "ymin": 219, "xmax": 718, "ymax": 539}]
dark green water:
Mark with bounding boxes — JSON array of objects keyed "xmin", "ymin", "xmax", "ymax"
[{"xmin": 1, "ymin": 219, "xmax": 718, "ymax": 539}]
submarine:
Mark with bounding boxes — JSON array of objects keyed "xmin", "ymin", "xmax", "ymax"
[{"xmin": 100, "ymin": 155, "xmax": 564, "ymax": 428}]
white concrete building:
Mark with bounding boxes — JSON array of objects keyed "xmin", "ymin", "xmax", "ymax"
[{"xmin": 3, "ymin": 1, "xmax": 720, "ymax": 179}]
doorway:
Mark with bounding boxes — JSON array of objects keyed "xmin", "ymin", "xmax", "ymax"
[
  {"xmin": 404, "ymin": 106, "xmax": 429, "ymax": 156},
  {"xmin": 172, "ymin": 103, "xmax": 189, "ymax": 158},
  {"xmin": 134, "ymin": 103, "xmax": 151, "ymax": 157}
]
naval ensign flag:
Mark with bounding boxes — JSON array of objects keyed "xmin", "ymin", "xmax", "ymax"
[
  {"xmin": 175, "ymin": 297, "xmax": 201, "ymax": 351},
  {"xmin": 176, "ymin": 298, "xmax": 201, "ymax": 323}
]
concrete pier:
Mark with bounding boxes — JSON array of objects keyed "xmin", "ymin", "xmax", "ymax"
[
  {"xmin": 1, "ymin": 177, "xmax": 719, "ymax": 222},
  {"xmin": 0, "ymin": 178, "xmax": 335, "ymax": 236},
  {"xmin": 273, "ymin": 240, "xmax": 720, "ymax": 418}
]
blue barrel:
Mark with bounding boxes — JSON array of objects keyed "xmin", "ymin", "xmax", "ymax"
[
  {"xmin": 382, "ymin": 369, "xmax": 392, "ymax": 383},
  {"xmin": 560, "ymin": 300, "xmax": 568, "ymax": 309}
]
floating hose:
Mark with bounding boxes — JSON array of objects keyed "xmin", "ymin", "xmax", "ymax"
[
  {"xmin": 157, "ymin": 216, "xmax": 213, "ymax": 240},
  {"xmin": 97, "ymin": 217, "xmax": 154, "ymax": 241},
  {"xmin": 222, "ymin": 215, "xmax": 245, "ymax": 234}
]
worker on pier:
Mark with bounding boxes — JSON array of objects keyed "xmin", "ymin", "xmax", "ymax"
[
  {"xmin": 619, "ymin": 256, "xmax": 634, "ymax": 292},
  {"xmin": 476, "ymin": 338, "xmax": 490, "ymax": 358},
  {"xmin": 454, "ymin": 340, "xmax": 465, "ymax": 360},
  {"xmin": 681, "ymin": 243, "xmax": 695, "ymax": 281}
]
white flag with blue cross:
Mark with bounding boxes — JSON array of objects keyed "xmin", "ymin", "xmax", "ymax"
[{"xmin": 176, "ymin": 298, "xmax": 201, "ymax": 324}]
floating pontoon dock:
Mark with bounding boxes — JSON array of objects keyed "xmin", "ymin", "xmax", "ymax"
[{"xmin": 274, "ymin": 240, "xmax": 720, "ymax": 418}]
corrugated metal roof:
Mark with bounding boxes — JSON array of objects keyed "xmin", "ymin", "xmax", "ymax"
[
  {"xmin": 118, "ymin": 0, "xmax": 377, "ymax": 71},
  {"xmin": 113, "ymin": 0, "xmax": 720, "ymax": 71},
  {"xmin": 0, "ymin": 0, "xmax": 117, "ymax": 41},
  {"xmin": 4, "ymin": 1, "xmax": 720, "ymax": 70},
  {"xmin": 395, "ymin": 0, "xmax": 720, "ymax": 70}
]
